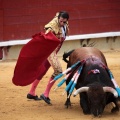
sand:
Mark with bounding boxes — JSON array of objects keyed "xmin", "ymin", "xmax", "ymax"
[{"xmin": 0, "ymin": 50, "xmax": 120, "ymax": 120}]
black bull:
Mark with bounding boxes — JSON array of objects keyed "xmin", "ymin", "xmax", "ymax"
[{"xmin": 63, "ymin": 47, "xmax": 119, "ymax": 117}]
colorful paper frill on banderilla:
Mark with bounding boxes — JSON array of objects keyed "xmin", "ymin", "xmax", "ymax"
[{"xmin": 51, "ymin": 60, "xmax": 85, "ymax": 98}]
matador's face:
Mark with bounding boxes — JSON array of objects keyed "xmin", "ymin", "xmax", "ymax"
[{"xmin": 58, "ymin": 17, "xmax": 67, "ymax": 27}]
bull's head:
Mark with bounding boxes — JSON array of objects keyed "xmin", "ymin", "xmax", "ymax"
[{"xmin": 73, "ymin": 86, "xmax": 118, "ymax": 117}]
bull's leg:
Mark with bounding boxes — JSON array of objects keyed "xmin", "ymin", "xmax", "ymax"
[
  {"xmin": 64, "ymin": 79, "xmax": 71, "ymax": 108},
  {"xmin": 111, "ymin": 100, "xmax": 119, "ymax": 113},
  {"xmin": 80, "ymin": 93, "xmax": 91, "ymax": 114},
  {"xmin": 64, "ymin": 92, "xmax": 71, "ymax": 108},
  {"xmin": 106, "ymin": 96, "xmax": 119, "ymax": 113}
]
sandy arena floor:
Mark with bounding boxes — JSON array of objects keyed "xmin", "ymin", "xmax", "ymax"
[{"xmin": 0, "ymin": 50, "xmax": 120, "ymax": 120}]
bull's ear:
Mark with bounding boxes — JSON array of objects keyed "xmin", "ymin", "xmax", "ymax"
[
  {"xmin": 63, "ymin": 52, "xmax": 69, "ymax": 63},
  {"xmin": 73, "ymin": 87, "xmax": 89, "ymax": 97},
  {"xmin": 103, "ymin": 87, "xmax": 118, "ymax": 98}
]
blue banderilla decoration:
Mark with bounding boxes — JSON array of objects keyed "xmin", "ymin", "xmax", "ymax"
[
  {"xmin": 53, "ymin": 61, "xmax": 81, "ymax": 81},
  {"xmin": 107, "ymin": 69, "xmax": 120, "ymax": 97},
  {"xmin": 66, "ymin": 65, "xmax": 83, "ymax": 98}
]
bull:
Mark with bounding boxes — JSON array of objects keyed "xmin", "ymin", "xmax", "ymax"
[{"xmin": 62, "ymin": 47, "xmax": 119, "ymax": 117}]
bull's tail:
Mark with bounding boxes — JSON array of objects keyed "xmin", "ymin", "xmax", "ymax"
[{"xmin": 63, "ymin": 49, "xmax": 74, "ymax": 63}]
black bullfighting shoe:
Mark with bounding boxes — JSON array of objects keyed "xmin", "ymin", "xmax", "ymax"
[
  {"xmin": 27, "ymin": 93, "xmax": 41, "ymax": 100},
  {"xmin": 40, "ymin": 94, "xmax": 51, "ymax": 104}
]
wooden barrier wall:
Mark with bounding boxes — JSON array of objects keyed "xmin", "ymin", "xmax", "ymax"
[{"xmin": 0, "ymin": 0, "xmax": 120, "ymax": 41}]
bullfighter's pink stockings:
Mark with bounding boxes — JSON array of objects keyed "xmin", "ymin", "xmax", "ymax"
[
  {"xmin": 29, "ymin": 79, "xmax": 40, "ymax": 96},
  {"xmin": 43, "ymin": 77, "xmax": 55, "ymax": 97}
]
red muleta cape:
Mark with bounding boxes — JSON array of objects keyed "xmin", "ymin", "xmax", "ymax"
[{"xmin": 12, "ymin": 32, "xmax": 60, "ymax": 86}]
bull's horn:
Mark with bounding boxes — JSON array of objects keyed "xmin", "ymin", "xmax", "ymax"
[
  {"xmin": 73, "ymin": 87, "xmax": 89, "ymax": 97},
  {"xmin": 103, "ymin": 87, "xmax": 118, "ymax": 98}
]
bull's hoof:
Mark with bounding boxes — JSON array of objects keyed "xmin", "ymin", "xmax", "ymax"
[
  {"xmin": 64, "ymin": 101, "xmax": 71, "ymax": 108},
  {"xmin": 111, "ymin": 107, "xmax": 119, "ymax": 113}
]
